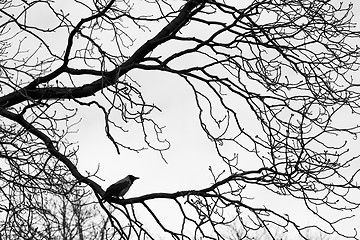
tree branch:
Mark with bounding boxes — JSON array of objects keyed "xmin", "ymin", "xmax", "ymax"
[{"xmin": 0, "ymin": 107, "xmax": 104, "ymax": 195}]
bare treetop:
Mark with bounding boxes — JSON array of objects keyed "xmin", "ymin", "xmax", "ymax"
[{"xmin": 0, "ymin": 0, "xmax": 360, "ymax": 239}]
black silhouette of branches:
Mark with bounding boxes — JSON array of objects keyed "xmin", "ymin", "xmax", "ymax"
[{"xmin": 1, "ymin": 0, "xmax": 360, "ymax": 239}]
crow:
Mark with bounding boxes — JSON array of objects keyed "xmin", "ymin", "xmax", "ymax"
[{"xmin": 103, "ymin": 175, "xmax": 139, "ymax": 202}]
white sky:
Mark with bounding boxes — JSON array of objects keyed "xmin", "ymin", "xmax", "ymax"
[
  {"xmin": 2, "ymin": 0, "xmax": 360, "ymax": 238},
  {"xmin": 70, "ymin": 0, "xmax": 360, "ymax": 238}
]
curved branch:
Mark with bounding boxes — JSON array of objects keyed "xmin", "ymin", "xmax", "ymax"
[{"xmin": 0, "ymin": 107, "xmax": 104, "ymax": 195}]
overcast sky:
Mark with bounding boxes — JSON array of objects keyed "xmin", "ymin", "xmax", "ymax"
[{"xmin": 27, "ymin": 0, "xmax": 360, "ymax": 238}]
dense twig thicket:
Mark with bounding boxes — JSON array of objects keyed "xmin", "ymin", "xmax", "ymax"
[{"xmin": 1, "ymin": 0, "xmax": 360, "ymax": 239}]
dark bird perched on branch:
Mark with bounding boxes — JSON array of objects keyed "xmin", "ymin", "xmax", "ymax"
[{"xmin": 103, "ymin": 175, "xmax": 139, "ymax": 202}]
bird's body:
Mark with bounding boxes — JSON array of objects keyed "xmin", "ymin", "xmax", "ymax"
[{"xmin": 103, "ymin": 175, "xmax": 139, "ymax": 202}]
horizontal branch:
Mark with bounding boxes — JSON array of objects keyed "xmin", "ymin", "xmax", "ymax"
[
  {"xmin": 0, "ymin": 68, "xmax": 123, "ymax": 108},
  {"xmin": 108, "ymin": 173, "xmax": 240, "ymax": 204}
]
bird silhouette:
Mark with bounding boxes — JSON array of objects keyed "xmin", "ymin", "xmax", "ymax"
[{"xmin": 103, "ymin": 175, "xmax": 139, "ymax": 202}]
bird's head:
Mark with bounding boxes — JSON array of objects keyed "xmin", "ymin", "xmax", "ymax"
[{"xmin": 128, "ymin": 175, "xmax": 139, "ymax": 183}]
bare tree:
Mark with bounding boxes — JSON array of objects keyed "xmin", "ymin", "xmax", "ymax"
[
  {"xmin": 226, "ymin": 222, "xmax": 337, "ymax": 240},
  {"xmin": 0, "ymin": 166, "xmax": 105, "ymax": 240},
  {"xmin": 1, "ymin": 0, "xmax": 360, "ymax": 239}
]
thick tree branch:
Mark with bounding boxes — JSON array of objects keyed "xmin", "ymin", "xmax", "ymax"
[{"xmin": 0, "ymin": 0, "xmax": 206, "ymax": 109}]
